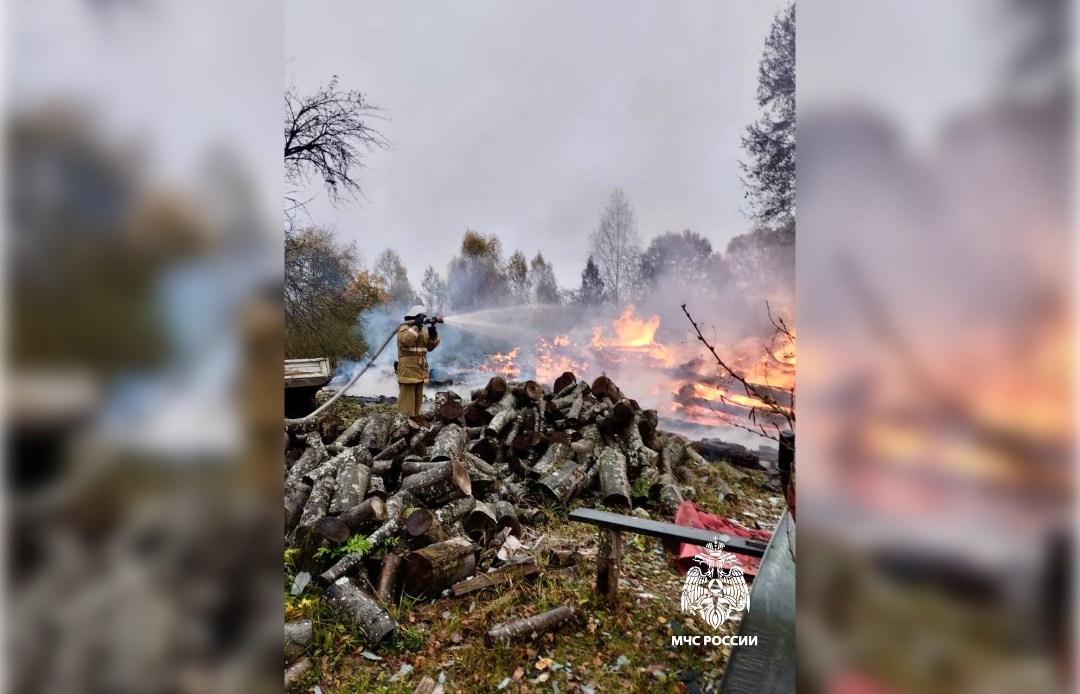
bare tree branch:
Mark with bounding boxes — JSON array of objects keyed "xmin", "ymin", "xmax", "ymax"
[
  {"xmin": 681, "ymin": 303, "xmax": 795, "ymax": 443},
  {"xmin": 284, "ymin": 76, "xmax": 391, "ymax": 214}
]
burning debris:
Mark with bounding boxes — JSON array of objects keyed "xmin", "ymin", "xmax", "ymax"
[
  {"xmin": 283, "ymin": 371, "xmax": 764, "ymax": 661},
  {"xmin": 399, "ymin": 304, "xmax": 796, "ymax": 436}
]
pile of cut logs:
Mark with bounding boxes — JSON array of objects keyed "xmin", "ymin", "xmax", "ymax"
[{"xmin": 283, "ymin": 372, "xmax": 721, "ymax": 657}]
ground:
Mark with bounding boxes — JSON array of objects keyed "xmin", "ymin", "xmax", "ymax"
[{"xmin": 286, "ymin": 399, "xmax": 786, "ymax": 693}]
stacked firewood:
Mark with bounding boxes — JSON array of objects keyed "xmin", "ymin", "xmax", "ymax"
[{"xmin": 283, "ymin": 372, "xmax": 716, "ymax": 650}]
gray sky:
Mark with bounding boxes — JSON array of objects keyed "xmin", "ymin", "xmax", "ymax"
[{"xmin": 285, "ymin": 0, "xmax": 788, "ymax": 286}]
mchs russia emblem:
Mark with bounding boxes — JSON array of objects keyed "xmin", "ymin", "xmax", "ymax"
[{"xmin": 680, "ymin": 537, "xmax": 750, "ymax": 630}]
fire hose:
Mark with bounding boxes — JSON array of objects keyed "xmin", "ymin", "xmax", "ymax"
[{"xmin": 284, "ymin": 316, "xmax": 443, "ymax": 426}]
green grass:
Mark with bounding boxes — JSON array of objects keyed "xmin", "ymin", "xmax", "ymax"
[{"xmin": 286, "ymin": 514, "xmax": 767, "ymax": 693}]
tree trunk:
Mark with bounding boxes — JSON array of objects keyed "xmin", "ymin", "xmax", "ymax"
[
  {"xmin": 313, "ymin": 515, "xmax": 351, "ymax": 543},
  {"xmin": 493, "ymin": 500, "xmax": 521, "ymax": 537},
  {"xmin": 542, "ymin": 400, "xmax": 562, "ymax": 424},
  {"xmin": 485, "ymin": 376, "xmax": 508, "ymax": 402},
  {"xmin": 565, "ymin": 395, "xmax": 585, "ymax": 426},
  {"xmin": 590, "ymin": 375, "xmax": 622, "ymax": 402},
  {"xmin": 511, "ymin": 432, "xmax": 538, "ymax": 456},
  {"xmin": 284, "ymin": 479, "xmax": 312, "ymax": 533},
  {"xmin": 465, "ymin": 405, "xmax": 493, "ymax": 427},
  {"xmin": 376, "ymin": 552, "xmax": 402, "ymax": 603},
  {"xmin": 652, "ymin": 473, "xmax": 684, "ymax": 517},
  {"xmin": 315, "ymin": 413, "xmax": 345, "ymax": 445},
  {"xmin": 398, "ymin": 459, "xmax": 472, "ymax": 506},
  {"xmin": 596, "ymin": 529, "xmax": 622, "ymax": 605},
  {"xmin": 468, "ymin": 437, "xmax": 500, "ymax": 465},
  {"xmin": 515, "ymin": 506, "xmax": 546, "ymax": 527},
  {"xmin": 389, "ymin": 413, "xmax": 421, "ymax": 441},
  {"xmin": 619, "ymin": 418, "xmax": 658, "ymax": 470},
  {"xmin": 660, "ymin": 437, "xmax": 686, "ymax": 475},
  {"xmin": 293, "ymin": 476, "xmax": 335, "ymax": 544},
  {"xmin": 329, "ymin": 457, "xmax": 372, "ymax": 514},
  {"xmin": 463, "ymin": 501, "xmax": 499, "ymax": 545},
  {"xmin": 437, "ymin": 398, "xmax": 464, "ymax": 422},
  {"xmin": 486, "ymin": 605, "xmax": 575, "ymax": 644},
  {"xmin": 286, "ymin": 433, "xmax": 327, "ymax": 482},
  {"xmin": 400, "ymin": 537, "xmax": 478, "ymax": 599},
  {"xmin": 530, "ymin": 441, "xmax": 571, "ymax": 480},
  {"xmin": 460, "ymin": 451, "xmax": 499, "ymax": 477},
  {"xmin": 384, "ymin": 490, "xmax": 418, "ymax": 526},
  {"xmin": 324, "ymin": 577, "xmax": 398, "ymax": 645},
  {"xmin": 434, "ymin": 496, "xmax": 476, "ymax": 526},
  {"xmin": 372, "ymin": 437, "xmax": 409, "ymax": 464},
  {"xmin": 358, "ymin": 413, "xmax": 392, "ymax": 454},
  {"xmin": 637, "ymin": 409, "xmax": 659, "ymax": 449},
  {"xmin": 450, "ymin": 559, "xmax": 539, "ymax": 597},
  {"xmin": 404, "ymin": 508, "xmax": 447, "ymax": 548},
  {"xmin": 366, "ymin": 517, "xmax": 401, "ymax": 548},
  {"xmin": 466, "ymin": 465, "xmax": 498, "ymax": 499},
  {"xmin": 400, "ymin": 460, "xmax": 443, "ymax": 477},
  {"xmin": 301, "ymin": 459, "xmax": 338, "ymax": 485},
  {"xmin": 430, "ymin": 423, "xmax": 468, "ymax": 461},
  {"xmin": 338, "ymin": 497, "xmax": 387, "ymax": 533},
  {"xmin": 485, "ymin": 408, "xmax": 516, "ymax": 438},
  {"xmin": 329, "ymin": 417, "xmax": 367, "ymax": 453},
  {"xmin": 597, "ymin": 448, "xmax": 631, "ymax": 508},
  {"xmin": 570, "ymin": 438, "xmax": 595, "ymax": 465},
  {"xmin": 552, "ymin": 383, "xmax": 587, "ymax": 409},
  {"xmin": 534, "ymin": 461, "xmax": 585, "ymax": 504},
  {"xmin": 513, "ymin": 380, "xmax": 542, "ymax": 404},
  {"xmin": 366, "ymin": 475, "xmax": 387, "ymax": 500},
  {"xmin": 553, "ymin": 371, "xmax": 577, "ymax": 395},
  {"xmin": 498, "ymin": 481, "xmax": 526, "ymax": 504}
]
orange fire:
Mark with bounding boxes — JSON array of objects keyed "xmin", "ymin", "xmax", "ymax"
[
  {"xmin": 477, "ymin": 347, "xmax": 522, "ymax": 379},
  {"xmin": 472, "ymin": 304, "xmax": 796, "ymax": 432}
]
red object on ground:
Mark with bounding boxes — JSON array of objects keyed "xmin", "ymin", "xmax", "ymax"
[{"xmin": 673, "ymin": 501, "xmax": 773, "ymax": 579}]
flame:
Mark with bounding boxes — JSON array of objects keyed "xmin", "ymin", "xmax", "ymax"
[
  {"xmin": 477, "ymin": 347, "xmax": 522, "ymax": 379},
  {"xmin": 472, "ymin": 304, "xmax": 796, "ymax": 432},
  {"xmin": 591, "ymin": 305, "xmax": 660, "ymax": 348}
]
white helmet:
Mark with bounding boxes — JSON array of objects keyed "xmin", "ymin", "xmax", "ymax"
[{"xmin": 406, "ymin": 304, "xmax": 428, "ymax": 319}]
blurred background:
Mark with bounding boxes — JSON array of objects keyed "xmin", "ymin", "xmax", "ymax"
[
  {"xmin": 6, "ymin": 0, "xmax": 283, "ymax": 691},
  {"xmin": 798, "ymin": 1, "xmax": 1073, "ymax": 692}
]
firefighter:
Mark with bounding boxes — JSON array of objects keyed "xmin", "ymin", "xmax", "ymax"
[{"xmin": 396, "ymin": 305, "xmax": 441, "ymax": 417}]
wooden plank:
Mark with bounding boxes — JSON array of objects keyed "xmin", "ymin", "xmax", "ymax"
[
  {"xmin": 719, "ymin": 510, "xmax": 795, "ymax": 694},
  {"xmin": 568, "ymin": 508, "xmax": 768, "ymax": 558},
  {"xmin": 285, "ymin": 358, "xmax": 332, "ymax": 389}
]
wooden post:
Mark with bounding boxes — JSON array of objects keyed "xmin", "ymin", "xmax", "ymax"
[{"xmin": 596, "ymin": 528, "xmax": 622, "ymax": 605}]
